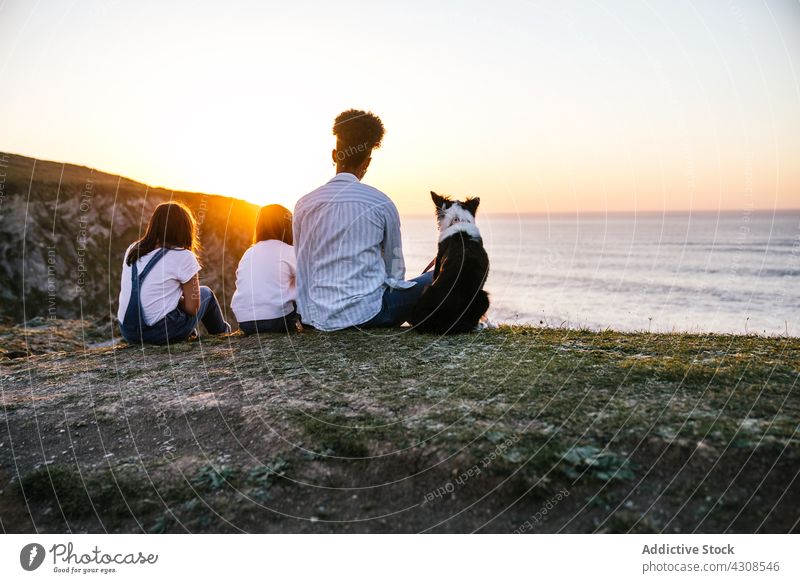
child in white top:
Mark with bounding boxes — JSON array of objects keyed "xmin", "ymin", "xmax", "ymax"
[
  {"xmin": 231, "ymin": 204, "xmax": 297, "ymax": 334},
  {"xmin": 118, "ymin": 201, "xmax": 230, "ymax": 345}
]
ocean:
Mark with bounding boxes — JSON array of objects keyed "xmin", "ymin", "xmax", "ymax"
[{"xmin": 401, "ymin": 210, "xmax": 800, "ymax": 336}]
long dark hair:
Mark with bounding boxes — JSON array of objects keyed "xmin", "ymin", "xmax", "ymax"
[
  {"xmin": 254, "ymin": 204, "xmax": 293, "ymax": 245},
  {"xmin": 126, "ymin": 201, "xmax": 199, "ymax": 265}
]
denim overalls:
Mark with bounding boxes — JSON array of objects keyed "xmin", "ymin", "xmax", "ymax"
[{"xmin": 119, "ymin": 248, "xmax": 172, "ymax": 344}]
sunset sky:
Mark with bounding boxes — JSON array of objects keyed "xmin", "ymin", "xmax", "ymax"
[{"xmin": 1, "ymin": 0, "xmax": 798, "ymax": 214}]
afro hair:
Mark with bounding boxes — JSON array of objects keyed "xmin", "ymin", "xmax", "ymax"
[{"xmin": 332, "ymin": 109, "xmax": 385, "ymax": 169}]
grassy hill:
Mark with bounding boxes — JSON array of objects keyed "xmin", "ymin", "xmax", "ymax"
[
  {"xmin": 0, "ymin": 152, "xmax": 258, "ymax": 324},
  {"xmin": 1, "ymin": 325, "xmax": 797, "ymax": 533}
]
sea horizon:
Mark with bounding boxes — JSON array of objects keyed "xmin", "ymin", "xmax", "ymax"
[{"xmin": 403, "ymin": 211, "xmax": 800, "ymax": 337}]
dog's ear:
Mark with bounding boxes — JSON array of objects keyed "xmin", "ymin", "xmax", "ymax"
[
  {"xmin": 430, "ymin": 191, "xmax": 449, "ymax": 210},
  {"xmin": 463, "ymin": 197, "xmax": 480, "ymax": 216}
]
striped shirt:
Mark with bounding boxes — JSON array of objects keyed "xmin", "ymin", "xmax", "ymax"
[{"xmin": 293, "ymin": 173, "xmax": 415, "ymax": 331}]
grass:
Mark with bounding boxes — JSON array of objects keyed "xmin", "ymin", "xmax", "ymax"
[{"xmin": 1, "ymin": 325, "xmax": 798, "ymax": 533}]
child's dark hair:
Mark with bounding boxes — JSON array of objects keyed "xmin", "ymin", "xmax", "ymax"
[
  {"xmin": 254, "ymin": 204, "xmax": 293, "ymax": 245},
  {"xmin": 126, "ymin": 201, "xmax": 199, "ymax": 265},
  {"xmin": 332, "ymin": 109, "xmax": 385, "ymax": 171}
]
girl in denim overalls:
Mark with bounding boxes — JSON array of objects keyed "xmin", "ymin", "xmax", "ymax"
[{"xmin": 117, "ymin": 202, "xmax": 230, "ymax": 345}]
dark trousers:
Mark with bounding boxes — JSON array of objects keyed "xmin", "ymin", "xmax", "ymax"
[
  {"xmin": 121, "ymin": 286, "xmax": 230, "ymax": 345},
  {"xmin": 239, "ymin": 310, "xmax": 298, "ymax": 334},
  {"xmin": 360, "ymin": 271, "xmax": 434, "ymax": 328}
]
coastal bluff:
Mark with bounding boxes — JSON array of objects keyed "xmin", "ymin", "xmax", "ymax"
[{"xmin": 0, "ymin": 152, "xmax": 257, "ymax": 324}]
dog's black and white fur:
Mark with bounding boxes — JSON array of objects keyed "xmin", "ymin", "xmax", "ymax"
[{"xmin": 410, "ymin": 191, "xmax": 490, "ymax": 334}]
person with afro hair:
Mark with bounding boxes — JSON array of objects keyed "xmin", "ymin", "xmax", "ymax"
[
  {"xmin": 292, "ymin": 109, "xmax": 434, "ymax": 331},
  {"xmin": 331, "ymin": 109, "xmax": 385, "ymax": 177}
]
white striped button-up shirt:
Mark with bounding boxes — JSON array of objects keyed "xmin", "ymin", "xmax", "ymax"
[{"xmin": 293, "ymin": 173, "xmax": 414, "ymax": 331}]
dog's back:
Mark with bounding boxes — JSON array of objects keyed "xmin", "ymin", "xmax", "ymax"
[{"xmin": 411, "ymin": 192, "xmax": 490, "ymax": 334}]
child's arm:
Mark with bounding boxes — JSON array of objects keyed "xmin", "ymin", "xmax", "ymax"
[
  {"xmin": 287, "ymin": 249, "xmax": 297, "ymax": 287},
  {"xmin": 180, "ymin": 274, "xmax": 201, "ymax": 315}
]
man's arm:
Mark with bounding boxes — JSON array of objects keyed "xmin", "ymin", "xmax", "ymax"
[{"xmin": 292, "ymin": 205, "xmax": 303, "ymax": 256}]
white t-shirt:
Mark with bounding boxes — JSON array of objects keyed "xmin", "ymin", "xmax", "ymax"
[
  {"xmin": 117, "ymin": 246, "xmax": 201, "ymax": 326},
  {"xmin": 231, "ymin": 240, "xmax": 296, "ymax": 322}
]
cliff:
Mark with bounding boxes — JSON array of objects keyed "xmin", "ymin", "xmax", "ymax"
[{"xmin": 0, "ymin": 152, "xmax": 258, "ymax": 324}]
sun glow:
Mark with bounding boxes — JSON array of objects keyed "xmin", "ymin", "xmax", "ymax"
[
  {"xmin": 1, "ymin": 0, "xmax": 798, "ymax": 215},
  {"xmin": 140, "ymin": 94, "xmax": 335, "ymax": 211}
]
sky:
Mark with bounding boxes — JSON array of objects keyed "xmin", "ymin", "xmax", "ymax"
[{"xmin": 0, "ymin": 0, "xmax": 798, "ymax": 214}]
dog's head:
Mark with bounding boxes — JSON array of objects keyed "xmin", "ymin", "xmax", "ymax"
[{"xmin": 430, "ymin": 191, "xmax": 480, "ymax": 232}]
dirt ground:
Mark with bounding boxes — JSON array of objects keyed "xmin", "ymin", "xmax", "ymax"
[{"xmin": 1, "ymin": 323, "xmax": 798, "ymax": 533}]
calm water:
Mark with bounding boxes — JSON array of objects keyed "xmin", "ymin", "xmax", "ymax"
[{"xmin": 401, "ymin": 211, "xmax": 800, "ymax": 336}]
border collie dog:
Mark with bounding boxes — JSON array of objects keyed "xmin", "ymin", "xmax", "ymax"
[{"xmin": 411, "ymin": 191, "xmax": 490, "ymax": 334}]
